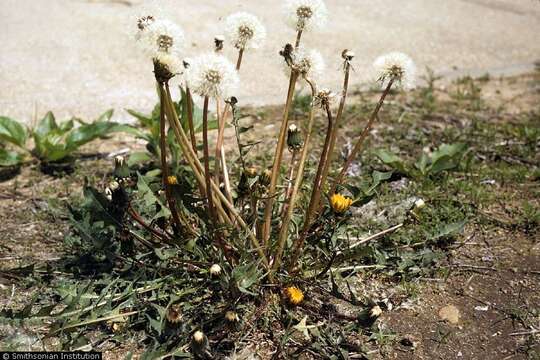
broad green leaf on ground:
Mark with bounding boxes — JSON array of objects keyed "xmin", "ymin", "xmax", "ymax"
[
  {"xmin": 0, "ymin": 116, "xmax": 29, "ymax": 148},
  {"xmin": 374, "ymin": 149, "xmax": 407, "ymax": 174},
  {"xmin": 0, "ymin": 148, "xmax": 23, "ymax": 166},
  {"xmin": 429, "ymin": 143, "xmax": 468, "ymax": 175}
]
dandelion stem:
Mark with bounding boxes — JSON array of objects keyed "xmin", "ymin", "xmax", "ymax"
[
  {"xmin": 331, "ymin": 78, "xmax": 395, "ymax": 193},
  {"xmin": 214, "ymin": 100, "xmax": 223, "ymax": 186},
  {"xmin": 158, "ymin": 84, "xmax": 184, "ymax": 236},
  {"xmin": 295, "ymin": 30, "xmax": 303, "ymax": 48},
  {"xmin": 186, "ymin": 86, "xmax": 197, "ymax": 155},
  {"xmin": 236, "ymin": 49, "xmax": 244, "ymax": 70},
  {"xmin": 162, "ymin": 84, "xmax": 269, "ymax": 267},
  {"xmin": 293, "ymin": 101, "xmax": 334, "ymax": 261},
  {"xmin": 215, "ymin": 101, "xmax": 234, "ymax": 204},
  {"xmin": 127, "ymin": 203, "xmax": 173, "ymax": 245},
  {"xmin": 262, "ymin": 71, "xmax": 299, "ymax": 247},
  {"xmin": 317, "ymin": 60, "xmax": 352, "ymax": 211},
  {"xmin": 272, "ymin": 78, "xmax": 317, "ymax": 275},
  {"xmin": 202, "ymin": 96, "xmax": 218, "ymax": 227},
  {"xmin": 279, "ymin": 150, "xmax": 298, "ymax": 219}
]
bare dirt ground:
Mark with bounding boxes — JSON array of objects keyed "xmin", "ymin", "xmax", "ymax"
[{"xmin": 0, "ymin": 72, "xmax": 539, "ymax": 358}]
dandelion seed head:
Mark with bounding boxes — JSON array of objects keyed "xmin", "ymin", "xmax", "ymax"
[
  {"xmin": 136, "ymin": 18, "xmax": 185, "ymax": 60},
  {"xmin": 130, "ymin": 0, "xmax": 162, "ymax": 36},
  {"xmin": 188, "ymin": 53, "xmax": 239, "ymax": 98},
  {"xmin": 283, "ymin": 0, "xmax": 328, "ymax": 32},
  {"xmin": 285, "ymin": 47, "xmax": 325, "ymax": 81},
  {"xmin": 225, "ymin": 12, "xmax": 266, "ymax": 51},
  {"xmin": 314, "ymin": 88, "xmax": 335, "ymax": 107},
  {"xmin": 373, "ymin": 52, "xmax": 416, "ymax": 90}
]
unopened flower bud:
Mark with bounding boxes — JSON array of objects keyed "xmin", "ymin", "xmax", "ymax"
[
  {"xmin": 414, "ymin": 198, "xmax": 426, "ymax": 209},
  {"xmin": 209, "ymin": 264, "xmax": 222, "ymax": 277},
  {"xmin": 114, "ymin": 155, "xmax": 130, "ymax": 179},
  {"xmin": 183, "ymin": 58, "xmax": 192, "ymax": 69},
  {"xmin": 166, "ymin": 304, "xmax": 182, "ymax": 324},
  {"xmin": 245, "ymin": 167, "xmax": 258, "ymax": 178},
  {"xmin": 237, "ymin": 172, "xmax": 250, "ymax": 196},
  {"xmin": 214, "ymin": 35, "xmax": 225, "ymax": 52},
  {"xmin": 193, "ymin": 330, "xmax": 206, "ymax": 344},
  {"xmin": 258, "ymin": 169, "xmax": 272, "ymax": 187},
  {"xmin": 153, "ymin": 58, "xmax": 175, "ymax": 83},
  {"xmin": 370, "ymin": 305, "xmax": 383, "ymax": 318},
  {"xmin": 287, "ymin": 124, "xmax": 303, "ymax": 152},
  {"xmin": 342, "ymin": 49, "xmax": 355, "ymax": 61},
  {"xmin": 191, "ymin": 330, "xmax": 210, "ymax": 355},
  {"xmin": 109, "ymin": 180, "xmax": 120, "ymax": 192},
  {"xmin": 225, "ymin": 311, "xmax": 239, "ymax": 323}
]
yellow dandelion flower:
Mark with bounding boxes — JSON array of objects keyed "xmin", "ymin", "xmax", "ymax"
[
  {"xmin": 330, "ymin": 193, "xmax": 353, "ymax": 214},
  {"xmin": 285, "ymin": 286, "xmax": 304, "ymax": 305},
  {"xmin": 166, "ymin": 175, "xmax": 178, "ymax": 185}
]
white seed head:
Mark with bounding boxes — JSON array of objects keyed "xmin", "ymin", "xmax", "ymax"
[
  {"xmin": 314, "ymin": 88, "xmax": 336, "ymax": 107},
  {"xmin": 225, "ymin": 12, "xmax": 267, "ymax": 51},
  {"xmin": 286, "ymin": 47, "xmax": 325, "ymax": 81},
  {"xmin": 209, "ymin": 263, "xmax": 222, "ymax": 276},
  {"xmin": 136, "ymin": 18, "xmax": 185, "ymax": 60},
  {"xmin": 288, "ymin": 124, "xmax": 298, "ymax": 132},
  {"xmin": 283, "ymin": 0, "xmax": 328, "ymax": 32},
  {"xmin": 187, "ymin": 53, "xmax": 240, "ymax": 98},
  {"xmin": 130, "ymin": 0, "xmax": 162, "ymax": 38},
  {"xmin": 373, "ymin": 52, "xmax": 416, "ymax": 90}
]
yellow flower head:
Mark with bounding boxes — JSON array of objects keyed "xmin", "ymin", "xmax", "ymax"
[
  {"xmin": 330, "ymin": 193, "xmax": 353, "ymax": 214},
  {"xmin": 167, "ymin": 175, "xmax": 178, "ymax": 185},
  {"xmin": 285, "ymin": 286, "xmax": 304, "ymax": 306}
]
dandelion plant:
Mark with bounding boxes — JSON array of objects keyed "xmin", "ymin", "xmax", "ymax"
[{"xmin": 39, "ymin": 1, "xmax": 423, "ymax": 355}]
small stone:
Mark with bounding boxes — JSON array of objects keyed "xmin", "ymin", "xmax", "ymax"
[{"xmin": 439, "ymin": 305, "xmax": 460, "ymax": 324}]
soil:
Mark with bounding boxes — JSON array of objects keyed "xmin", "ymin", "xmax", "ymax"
[{"xmin": 0, "ymin": 73, "xmax": 538, "ymax": 358}]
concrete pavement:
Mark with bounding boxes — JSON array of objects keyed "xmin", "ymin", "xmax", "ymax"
[{"xmin": 1, "ymin": 0, "xmax": 539, "ymax": 124}]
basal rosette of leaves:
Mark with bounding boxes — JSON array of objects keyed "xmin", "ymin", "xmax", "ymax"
[{"xmin": 0, "ymin": 1, "xmax": 482, "ymax": 357}]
